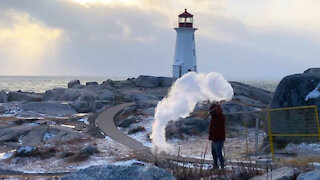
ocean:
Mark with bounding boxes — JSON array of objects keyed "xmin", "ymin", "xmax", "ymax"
[{"xmin": 0, "ymin": 76, "xmax": 279, "ymax": 93}]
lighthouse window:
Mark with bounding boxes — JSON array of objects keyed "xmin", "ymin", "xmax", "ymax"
[{"xmin": 193, "ymin": 49, "xmax": 196, "ymax": 56}]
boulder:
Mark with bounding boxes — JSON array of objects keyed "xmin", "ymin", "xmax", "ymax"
[
  {"xmin": 117, "ymin": 115, "xmax": 142, "ymax": 128},
  {"xmin": 270, "ymin": 70, "xmax": 320, "ymax": 146},
  {"xmin": 166, "ymin": 117, "xmax": 209, "ymax": 139},
  {"xmin": 62, "ymin": 164, "xmax": 175, "ymax": 180},
  {"xmin": 250, "ymin": 166, "xmax": 300, "ymax": 180},
  {"xmin": 128, "ymin": 126, "xmax": 146, "ymax": 134},
  {"xmin": 20, "ymin": 102, "xmax": 77, "ymax": 116},
  {"xmin": 297, "ymin": 169, "xmax": 320, "ymax": 180},
  {"xmin": 86, "ymin": 81, "xmax": 98, "ymax": 86},
  {"xmin": 8, "ymin": 91, "xmax": 43, "ymax": 102},
  {"xmin": 230, "ymin": 81, "xmax": 273, "ymax": 105},
  {"xmin": 97, "ymin": 90, "xmax": 115, "ymax": 100},
  {"xmin": 68, "ymin": 80, "xmax": 80, "ymax": 88},
  {"xmin": 70, "ymin": 100, "xmax": 96, "ymax": 113},
  {"xmin": 158, "ymin": 77, "xmax": 175, "ymax": 87},
  {"xmin": 43, "ymin": 88, "xmax": 66, "ymax": 101},
  {"xmin": 133, "ymin": 75, "xmax": 159, "ymax": 88},
  {"xmin": 72, "ymin": 84, "xmax": 85, "ymax": 89},
  {"xmin": 112, "ymin": 80, "xmax": 135, "ymax": 89},
  {"xmin": 15, "ymin": 146, "xmax": 37, "ymax": 157},
  {"xmin": 79, "ymin": 145, "xmax": 98, "ymax": 156},
  {"xmin": 0, "ymin": 90, "xmax": 8, "ymax": 103},
  {"xmin": 271, "ymin": 70, "xmax": 320, "ymax": 108},
  {"xmin": 69, "ymin": 92, "xmax": 98, "ymax": 113}
]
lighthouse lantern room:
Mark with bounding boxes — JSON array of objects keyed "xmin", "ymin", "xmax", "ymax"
[{"xmin": 173, "ymin": 9, "xmax": 197, "ymax": 78}]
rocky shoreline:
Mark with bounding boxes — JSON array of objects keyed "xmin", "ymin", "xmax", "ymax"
[{"xmin": 2, "ymin": 74, "xmax": 320, "ymax": 179}]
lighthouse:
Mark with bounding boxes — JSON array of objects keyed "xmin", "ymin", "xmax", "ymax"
[{"xmin": 172, "ymin": 9, "xmax": 197, "ymax": 78}]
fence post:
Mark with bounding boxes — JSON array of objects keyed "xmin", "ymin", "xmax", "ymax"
[{"xmin": 255, "ymin": 118, "xmax": 259, "ymax": 153}]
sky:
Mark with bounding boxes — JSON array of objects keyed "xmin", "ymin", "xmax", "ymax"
[{"xmin": 0, "ymin": 0, "xmax": 320, "ymax": 80}]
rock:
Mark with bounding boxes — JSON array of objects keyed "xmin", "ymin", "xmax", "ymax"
[
  {"xmin": 43, "ymin": 88, "xmax": 66, "ymax": 101},
  {"xmin": 72, "ymin": 84, "xmax": 85, "ymax": 89},
  {"xmin": 166, "ymin": 117, "xmax": 209, "ymax": 139},
  {"xmin": 270, "ymin": 70, "xmax": 320, "ymax": 146},
  {"xmin": 230, "ymin": 81, "xmax": 273, "ymax": 105},
  {"xmin": 102, "ymin": 79, "xmax": 113, "ymax": 86},
  {"xmin": 271, "ymin": 71, "xmax": 320, "ymax": 108},
  {"xmin": 0, "ymin": 106, "xmax": 5, "ymax": 114},
  {"xmin": 135, "ymin": 100, "xmax": 159, "ymax": 109},
  {"xmin": 304, "ymin": 68, "xmax": 320, "ymax": 74},
  {"xmin": 62, "ymin": 164, "xmax": 175, "ymax": 180},
  {"xmin": 112, "ymin": 80, "xmax": 135, "ymax": 89},
  {"xmin": 68, "ymin": 80, "xmax": 80, "ymax": 88},
  {"xmin": 8, "ymin": 91, "xmax": 43, "ymax": 102},
  {"xmin": 97, "ymin": 90, "xmax": 115, "ymax": 100},
  {"xmin": 44, "ymin": 88, "xmax": 82, "ymax": 101},
  {"xmin": 20, "ymin": 102, "xmax": 77, "ymax": 116},
  {"xmin": 61, "ymin": 89, "xmax": 82, "ymax": 101},
  {"xmin": 117, "ymin": 115, "xmax": 141, "ymax": 128},
  {"xmin": 86, "ymin": 81, "xmax": 98, "ymax": 86},
  {"xmin": 134, "ymin": 75, "xmax": 159, "ymax": 88},
  {"xmin": 0, "ymin": 90, "xmax": 8, "ymax": 103},
  {"xmin": 250, "ymin": 166, "xmax": 300, "ymax": 180},
  {"xmin": 61, "ymin": 152, "xmax": 76, "ymax": 158},
  {"xmin": 69, "ymin": 91, "xmax": 98, "ymax": 113},
  {"xmin": 297, "ymin": 169, "xmax": 320, "ymax": 180},
  {"xmin": 15, "ymin": 146, "xmax": 37, "ymax": 157},
  {"xmin": 70, "ymin": 101, "xmax": 96, "ymax": 113},
  {"xmin": 79, "ymin": 145, "xmax": 98, "ymax": 156},
  {"xmin": 158, "ymin": 77, "xmax": 175, "ymax": 87},
  {"xmin": 128, "ymin": 126, "xmax": 146, "ymax": 134}
]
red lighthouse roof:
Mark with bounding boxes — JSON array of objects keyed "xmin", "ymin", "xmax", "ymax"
[{"xmin": 179, "ymin": 9, "xmax": 193, "ymax": 18}]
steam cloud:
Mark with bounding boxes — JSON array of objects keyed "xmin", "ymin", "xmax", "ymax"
[{"xmin": 150, "ymin": 72, "xmax": 234, "ymax": 152}]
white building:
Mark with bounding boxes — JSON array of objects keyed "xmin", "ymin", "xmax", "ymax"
[{"xmin": 172, "ymin": 9, "xmax": 198, "ymax": 78}]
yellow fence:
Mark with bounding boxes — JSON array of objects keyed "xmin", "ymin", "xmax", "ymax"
[{"xmin": 267, "ymin": 105, "xmax": 320, "ymax": 160}]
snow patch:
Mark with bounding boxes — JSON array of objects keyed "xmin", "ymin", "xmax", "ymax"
[
  {"xmin": 43, "ymin": 133, "xmax": 56, "ymax": 141},
  {"xmin": 78, "ymin": 117, "xmax": 89, "ymax": 125},
  {"xmin": 285, "ymin": 143, "xmax": 320, "ymax": 153},
  {"xmin": 113, "ymin": 159, "xmax": 144, "ymax": 166},
  {"xmin": 305, "ymin": 83, "xmax": 320, "ymax": 101}
]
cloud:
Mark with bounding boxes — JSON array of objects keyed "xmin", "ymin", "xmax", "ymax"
[
  {"xmin": 0, "ymin": 9, "xmax": 62, "ymax": 75},
  {"xmin": 0, "ymin": 0, "xmax": 320, "ymax": 79}
]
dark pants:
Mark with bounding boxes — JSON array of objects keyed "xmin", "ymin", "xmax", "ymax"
[{"xmin": 211, "ymin": 140, "xmax": 224, "ymax": 168}]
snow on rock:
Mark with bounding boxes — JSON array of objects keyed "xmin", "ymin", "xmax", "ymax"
[
  {"xmin": 0, "ymin": 138, "xmax": 132, "ymax": 173},
  {"xmin": 285, "ymin": 143, "xmax": 320, "ymax": 154},
  {"xmin": 78, "ymin": 117, "xmax": 89, "ymax": 125},
  {"xmin": 43, "ymin": 133, "xmax": 56, "ymax": 141},
  {"xmin": 305, "ymin": 83, "xmax": 320, "ymax": 101}
]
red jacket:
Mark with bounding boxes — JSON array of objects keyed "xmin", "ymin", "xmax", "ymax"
[{"xmin": 208, "ymin": 105, "xmax": 226, "ymax": 141}]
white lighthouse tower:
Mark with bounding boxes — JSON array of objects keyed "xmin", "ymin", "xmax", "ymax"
[{"xmin": 172, "ymin": 9, "xmax": 197, "ymax": 78}]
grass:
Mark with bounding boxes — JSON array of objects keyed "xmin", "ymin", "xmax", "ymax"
[{"xmin": 150, "ymin": 145, "xmax": 264, "ymax": 180}]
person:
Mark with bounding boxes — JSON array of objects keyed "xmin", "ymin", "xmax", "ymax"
[{"xmin": 208, "ymin": 102, "xmax": 226, "ymax": 169}]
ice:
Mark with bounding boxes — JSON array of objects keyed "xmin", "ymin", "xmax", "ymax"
[
  {"xmin": 114, "ymin": 159, "xmax": 144, "ymax": 166},
  {"xmin": 0, "ymin": 151, "xmax": 14, "ymax": 160},
  {"xmin": 43, "ymin": 133, "xmax": 56, "ymax": 141},
  {"xmin": 78, "ymin": 117, "xmax": 89, "ymax": 125},
  {"xmin": 305, "ymin": 82, "xmax": 320, "ymax": 101}
]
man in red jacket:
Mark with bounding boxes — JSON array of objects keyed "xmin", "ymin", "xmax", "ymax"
[{"xmin": 208, "ymin": 102, "xmax": 226, "ymax": 169}]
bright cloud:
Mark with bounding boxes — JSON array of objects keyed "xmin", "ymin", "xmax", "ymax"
[{"xmin": 0, "ymin": 10, "xmax": 62, "ymax": 75}]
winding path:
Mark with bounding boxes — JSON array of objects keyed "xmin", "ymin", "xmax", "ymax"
[{"xmin": 96, "ymin": 103, "xmax": 277, "ymax": 168}]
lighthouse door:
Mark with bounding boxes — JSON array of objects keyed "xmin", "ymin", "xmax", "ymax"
[{"xmin": 179, "ymin": 66, "xmax": 182, "ymax": 77}]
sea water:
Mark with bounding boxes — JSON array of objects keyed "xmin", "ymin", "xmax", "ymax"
[{"xmin": 0, "ymin": 76, "xmax": 279, "ymax": 93}]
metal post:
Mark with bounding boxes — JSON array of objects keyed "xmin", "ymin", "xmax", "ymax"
[{"xmin": 255, "ymin": 118, "xmax": 259, "ymax": 153}]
